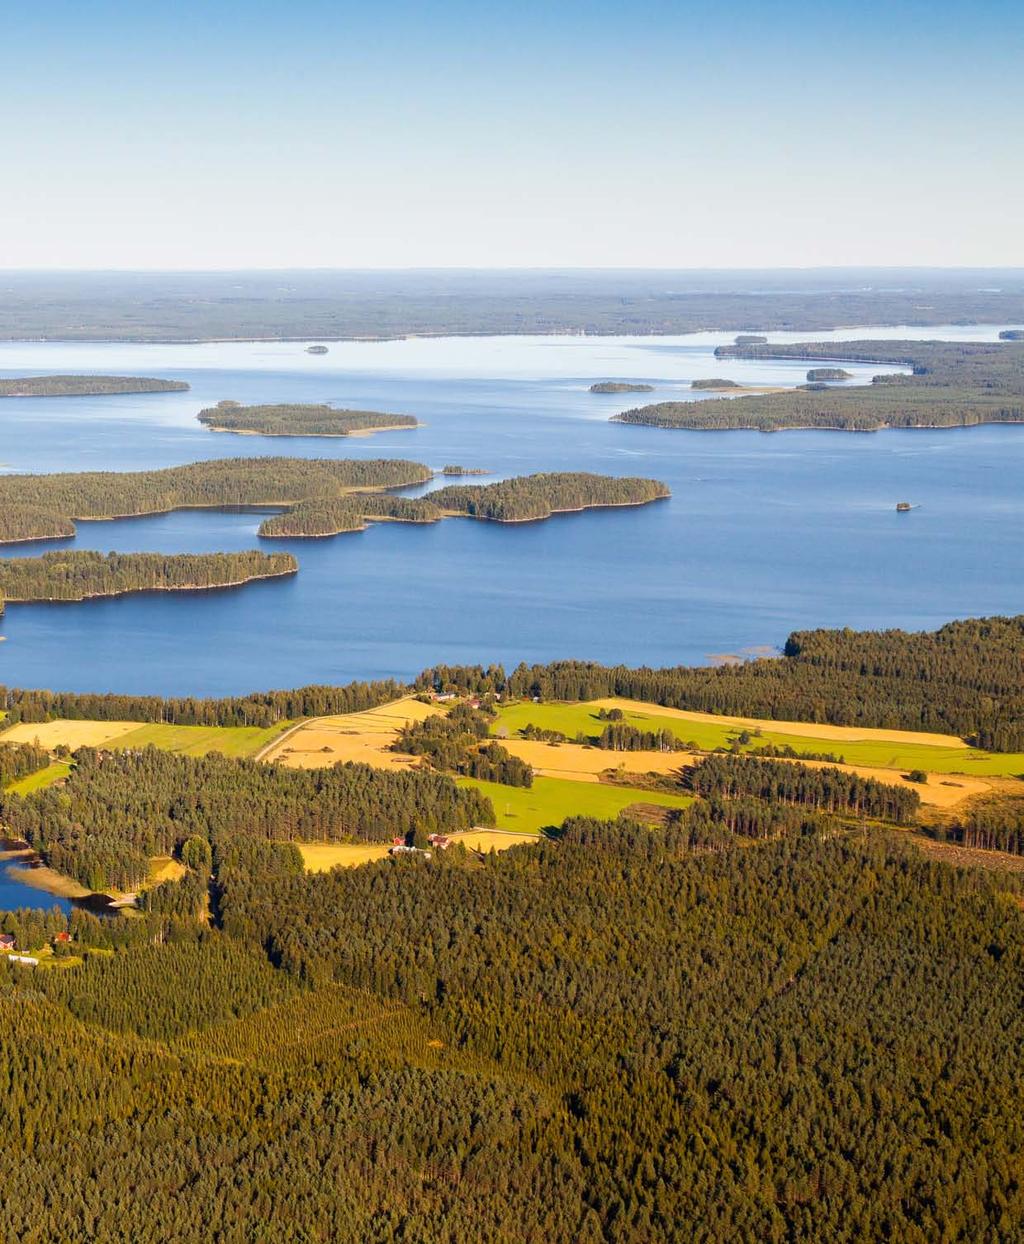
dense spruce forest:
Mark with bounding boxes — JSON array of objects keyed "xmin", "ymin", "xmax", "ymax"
[
  {"xmin": 429, "ymin": 472, "xmax": 670, "ymax": 521},
  {"xmin": 419, "ymin": 614, "xmax": 1024, "ymax": 750},
  {"xmin": 0, "ymin": 746, "xmax": 494, "ymax": 890},
  {"xmin": 197, "ymin": 401, "xmax": 418, "ymax": 436},
  {"xmin": 0, "ymin": 550, "xmax": 295, "ymax": 610},
  {"xmin": 614, "ymin": 339, "xmax": 1024, "ymax": 431},
  {"xmin": 0, "ymin": 374, "xmax": 188, "ymax": 397},
  {"xmin": 3, "ymin": 813, "xmax": 1023, "ymax": 1239},
  {"xmin": 258, "ymin": 493, "xmax": 442, "ymax": 537},
  {"xmin": 682, "ymin": 752, "xmax": 920, "ymax": 822},
  {"xmin": 0, "ymin": 455, "xmax": 432, "ymax": 544}
]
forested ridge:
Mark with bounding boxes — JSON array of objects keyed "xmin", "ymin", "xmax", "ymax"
[
  {"xmin": 0, "ymin": 550, "xmax": 295, "ymax": 611},
  {"xmin": 418, "ymin": 614, "xmax": 1024, "ymax": 750},
  {"xmin": 197, "ymin": 401, "xmax": 418, "ymax": 436},
  {"xmin": 614, "ymin": 339, "xmax": 1024, "ymax": 431},
  {"xmin": 0, "ymin": 456, "xmax": 432, "ymax": 544},
  {"xmin": 0, "ymin": 374, "xmax": 188, "ymax": 397}
]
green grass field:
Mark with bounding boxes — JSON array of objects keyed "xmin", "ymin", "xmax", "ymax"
[
  {"xmin": 494, "ymin": 702, "xmax": 1024, "ymax": 777},
  {"xmin": 458, "ymin": 775, "xmax": 693, "ymax": 834},
  {"xmin": 114, "ymin": 721, "xmax": 293, "ymax": 758},
  {"xmin": 5, "ymin": 760, "xmax": 73, "ymax": 795}
]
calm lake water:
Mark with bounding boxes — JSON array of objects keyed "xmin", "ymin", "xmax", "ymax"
[{"xmin": 0, "ymin": 325, "xmax": 1021, "ymax": 696}]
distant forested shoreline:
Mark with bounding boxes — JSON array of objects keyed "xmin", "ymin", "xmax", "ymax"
[
  {"xmin": 0, "ymin": 269, "xmax": 1021, "ymax": 341},
  {"xmin": 4, "ymin": 612, "xmax": 1024, "ymax": 752},
  {"xmin": 614, "ymin": 339, "xmax": 1024, "ymax": 431},
  {"xmin": 0, "ymin": 375, "xmax": 189, "ymax": 397}
]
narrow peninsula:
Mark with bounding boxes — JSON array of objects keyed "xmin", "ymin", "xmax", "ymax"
[
  {"xmin": 197, "ymin": 402, "xmax": 419, "ymax": 437},
  {"xmin": 0, "ymin": 457, "xmax": 434, "ymax": 545},
  {"xmin": 0, "ymin": 375, "xmax": 189, "ymax": 398}
]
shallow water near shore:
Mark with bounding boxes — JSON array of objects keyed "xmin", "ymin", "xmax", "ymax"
[{"xmin": 0, "ymin": 326, "xmax": 1021, "ymax": 696}]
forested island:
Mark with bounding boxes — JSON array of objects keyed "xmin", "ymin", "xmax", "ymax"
[
  {"xmin": 428, "ymin": 472, "xmax": 670, "ymax": 521},
  {"xmin": 589, "ymin": 381, "xmax": 654, "ymax": 393},
  {"xmin": 440, "ymin": 464, "xmax": 489, "ymax": 476},
  {"xmin": 0, "ymin": 551, "xmax": 296, "ymax": 611},
  {"xmin": 0, "ymin": 375, "xmax": 189, "ymax": 398},
  {"xmin": 691, "ymin": 377, "xmax": 741, "ymax": 390},
  {"xmin": 257, "ymin": 475, "xmax": 668, "ymax": 535},
  {"xmin": 613, "ymin": 338, "xmax": 1024, "ymax": 431},
  {"xmin": 0, "ymin": 456, "xmax": 433, "ymax": 544},
  {"xmin": 806, "ymin": 367, "xmax": 853, "ymax": 381},
  {"xmin": 305, "ymin": 344, "xmax": 329, "ymax": 354},
  {"xmin": 197, "ymin": 401, "xmax": 419, "ymax": 437}
]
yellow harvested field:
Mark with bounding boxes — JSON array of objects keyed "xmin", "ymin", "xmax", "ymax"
[
  {"xmin": 297, "ymin": 842, "xmax": 392, "ymax": 870},
  {"xmin": 504, "ymin": 737, "xmax": 988, "ymax": 809},
  {"xmin": 787, "ymin": 757, "xmax": 991, "ymax": 809},
  {"xmin": 502, "ymin": 738, "xmax": 692, "ymax": 782},
  {"xmin": 264, "ymin": 697, "xmax": 442, "ymax": 770},
  {"xmin": 588, "ymin": 698, "xmax": 969, "ymax": 750},
  {"xmin": 144, "ymin": 856, "xmax": 187, "ymax": 888},
  {"xmin": 0, "ymin": 719, "xmax": 143, "ymax": 749},
  {"xmin": 445, "ymin": 830, "xmax": 538, "ymax": 852}
]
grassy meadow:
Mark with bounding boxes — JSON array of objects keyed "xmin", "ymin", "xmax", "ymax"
[{"xmin": 458, "ymin": 775, "xmax": 692, "ymax": 834}]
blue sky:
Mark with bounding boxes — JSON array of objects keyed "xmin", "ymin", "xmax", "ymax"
[{"xmin": 1, "ymin": 0, "xmax": 1021, "ymax": 268}]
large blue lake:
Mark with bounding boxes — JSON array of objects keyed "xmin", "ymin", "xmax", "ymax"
[{"xmin": 0, "ymin": 325, "xmax": 1021, "ymax": 696}]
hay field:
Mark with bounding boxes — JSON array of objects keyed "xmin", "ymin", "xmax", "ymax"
[
  {"xmin": 263, "ymin": 697, "xmax": 441, "ymax": 770},
  {"xmin": 0, "ymin": 719, "xmax": 143, "ymax": 749}
]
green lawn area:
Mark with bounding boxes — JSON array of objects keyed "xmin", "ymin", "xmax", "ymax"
[
  {"xmin": 114, "ymin": 721, "xmax": 293, "ymax": 758},
  {"xmin": 494, "ymin": 701, "xmax": 1024, "ymax": 777},
  {"xmin": 5, "ymin": 760, "xmax": 73, "ymax": 795},
  {"xmin": 458, "ymin": 775, "xmax": 693, "ymax": 835}
]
